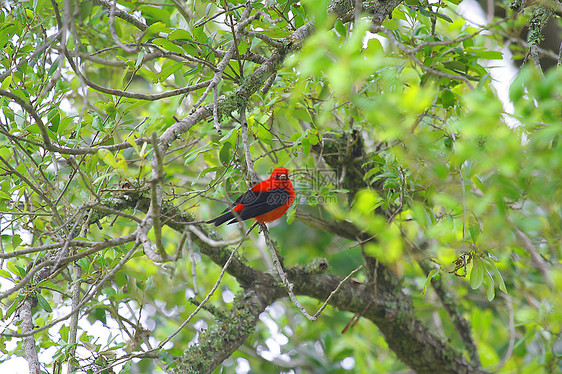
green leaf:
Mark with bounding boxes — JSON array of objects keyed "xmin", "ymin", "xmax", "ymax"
[
  {"xmin": 7, "ymin": 262, "xmax": 26, "ymax": 277},
  {"xmin": 157, "ymin": 61, "xmax": 183, "ymax": 82},
  {"xmin": 59, "ymin": 325, "xmax": 69, "ymax": 342},
  {"xmin": 468, "ymin": 216, "xmax": 481, "ymax": 244},
  {"xmin": 135, "ymin": 51, "xmax": 145, "ymax": 69},
  {"xmin": 0, "ymin": 269, "xmax": 13, "ymax": 280},
  {"xmin": 11, "ymin": 234, "xmax": 22, "ymax": 248},
  {"xmin": 477, "ymin": 51, "xmax": 503, "ymax": 60},
  {"xmin": 421, "ymin": 268, "xmax": 439, "ymax": 296},
  {"xmin": 114, "ymin": 271, "xmax": 128, "ymax": 287},
  {"xmin": 36, "ymin": 293, "xmax": 52, "ymax": 312},
  {"xmin": 168, "ymin": 29, "xmax": 192, "ymax": 41},
  {"xmin": 126, "ymin": 135, "xmax": 141, "ymax": 155},
  {"xmin": 334, "ymin": 20, "xmax": 347, "ymax": 37},
  {"xmin": 443, "ymin": 60, "xmax": 467, "ymax": 73},
  {"xmin": 363, "ymin": 167, "xmax": 380, "ymax": 181},
  {"xmin": 139, "ymin": 6, "xmax": 170, "ymax": 25},
  {"xmin": 122, "ymin": 270, "xmax": 148, "ymax": 281},
  {"xmin": 254, "ymin": 123, "xmax": 273, "ymax": 144},
  {"xmin": 184, "ymin": 145, "xmax": 212, "ymax": 165},
  {"xmin": 6, "ymin": 296, "xmax": 23, "ymax": 318},
  {"xmin": 483, "ymin": 257, "xmax": 508, "ymax": 294},
  {"xmin": 140, "ymin": 21, "xmax": 167, "ymax": 42},
  {"xmin": 90, "ymin": 308, "xmax": 107, "ymax": 324},
  {"xmin": 471, "ymin": 176, "xmax": 486, "ymax": 193},
  {"xmin": 285, "ymin": 203, "xmax": 296, "ymax": 225},
  {"xmin": 57, "ymin": 115, "xmax": 73, "ymax": 135},
  {"xmin": 153, "ymin": 38, "xmax": 184, "ymax": 54},
  {"xmin": 485, "ymin": 280, "xmax": 495, "ymax": 301},
  {"xmin": 98, "ymin": 149, "xmax": 119, "ymax": 169},
  {"xmin": 219, "ymin": 142, "xmax": 232, "ymax": 165},
  {"xmin": 47, "ymin": 108, "xmax": 60, "ymax": 131},
  {"xmin": 470, "ymin": 257, "xmax": 483, "ymax": 289},
  {"xmin": 1, "ymin": 75, "xmax": 12, "ymax": 90},
  {"xmin": 302, "ymin": 136, "xmax": 310, "ymax": 156}
]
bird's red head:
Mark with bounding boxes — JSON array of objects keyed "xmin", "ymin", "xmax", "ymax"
[{"xmin": 271, "ymin": 167, "xmax": 290, "ymax": 180}]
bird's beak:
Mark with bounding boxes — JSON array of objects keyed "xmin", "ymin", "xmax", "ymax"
[{"xmin": 278, "ymin": 174, "xmax": 288, "ymax": 180}]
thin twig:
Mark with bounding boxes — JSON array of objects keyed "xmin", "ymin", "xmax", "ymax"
[
  {"xmin": 457, "ymin": 146, "xmax": 466, "ymax": 248},
  {"xmin": 188, "ymin": 225, "xmax": 244, "ymax": 247},
  {"xmin": 93, "ymin": 0, "xmax": 147, "ymax": 30},
  {"xmin": 109, "ymin": 0, "xmax": 138, "ymax": 52},
  {"xmin": 150, "ymin": 132, "xmax": 167, "ymax": 260},
  {"xmin": 494, "ymin": 294, "xmax": 515, "ymax": 371},
  {"xmin": 186, "ymin": 230, "xmax": 199, "ymax": 294},
  {"xmin": 529, "ymin": 44, "xmax": 543, "ymax": 74},
  {"xmin": 194, "ymin": 4, "xmax": 247, "ymax": 28},
  {"xmin": 190, "ymin": 7, "xmax": 268, "ymax": 113},
  {"xmin": 511, "ymin": 222, "xmax": 552, "ymax": 288},
  {"xmin": 313, "ymin": 265, "xmax": 363, "ymax": 318},
  {"xmin": 0, "ymin": 155, "xmax": 66, "ymax": 229},
  {"xmin": 190, "ymin": 7, "xmax": 253, "ymax": 113},
  {"xmin": 0, "ymin": 89, "xmax": 52, "ymax": 150},
  {"xmin": 154, "ymin": 239, "xmax": 245, "ymax": 349},
  {"xmin": 372, "ymin": 26, "xmax": 475, "ymax": 89},
  {"xmin": 0, "ymin": 234, "xmax": 137, "ymax": 302},
  {"xmin": 240, "ymin": 107, "xmax": 259, "ymax": 183},
  {"xmin": 240, "ymin": 30, "xmax": 284, "ymax": 48},
  {"xmin": 3, "ymin": 241, "xmax": 139, "ymax": 338},
  {"xmin": 0, "ymin": 31, "xmax": 62, "ymax": 83},
  {"xmin": 261, "ymin": 224, "xmax": 317, "ymax": 321},
  {"xmin": 213, "ymin": 84, "xmax": 221, "ymax": 134},
  {"xmin": 67, "ymin": 261, "xmax": 82, "ymax": 374},
  {"xmin": 261, "ymin": 71, "xmax": 277, "ymax": 94}
]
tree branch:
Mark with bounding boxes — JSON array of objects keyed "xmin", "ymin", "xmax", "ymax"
[{"xmin": 20, "ymin": 297, "xmax": 40, "ymax": 374}]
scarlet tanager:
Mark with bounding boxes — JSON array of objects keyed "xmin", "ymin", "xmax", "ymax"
[{"xmin": 207, "ymin": 167, "xmax": 295, "ymax": 226}]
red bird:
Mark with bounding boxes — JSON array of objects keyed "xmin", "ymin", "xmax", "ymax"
[{"xmin": 207, "ymin": 167, "xmax": 295, "ymax": 226}]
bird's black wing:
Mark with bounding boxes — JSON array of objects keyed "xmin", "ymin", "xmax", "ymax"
[
  {"xmin": 206, "ymin": 188, "xmax": 290, "ymax": 226},
  {"xmin": 235, "ymin": 188, "xmax": 290, "ymax": 221}
]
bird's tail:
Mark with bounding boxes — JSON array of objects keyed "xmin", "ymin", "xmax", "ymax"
[{"xmin": 206, "ymin": 212, "xmax": 235, "ymax": 226}]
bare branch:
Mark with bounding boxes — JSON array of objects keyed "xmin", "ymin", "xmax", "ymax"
[
  {"xmin": 92, "ymin": 0, "xmax": 147, "ymax": 31},
  {"xmin": 187, "ymin": 225, "xmax": 244, "ymax": 247},
  {"xmin": 0, "ymin": 233, "xmax": 137, "ymax": 301},
  {"xmin": 3, "ymin": 240, "xmax": 139, "ymax": 338},
  {"xmin": 512, "ymin": 224, "xmax": 552, "ymax": 287},
  {"xmin": 68, "ymin": 66, "xmax": 212, "ymax": 100},
  {"xmin": 194, "ymin": 4, "xmax": 247, "ymax": 28},
  {"xmin": 261, "ymin": 224, "xmax": 317, "ymax": 321},
  {"xmin": 240, "ymin": 29, "xmax": 284, "ymax": 48},
  {"xmin": 109, "ymin": 0, "xmax": 138, "ymax": 52},
  {"xmin": 240, "ymin": 107, "xmax": 259, "ymax": 184},
  {"xmin": 0, "ymin": 89, "xmax": 52, "ymax": 150},
  {"xmin": 261, "ymin": 71, "xmax": 277, "ymax": 94},
  {"xmin": 494, "ymin": 294, "xmax": 515, "ymax": 372},
  {"xmin": 150, "ymin": 132, "xmax": 167, "ymax": 260},
  {"xmin": 0, "ymin": 154, "xmax": 65, "ymax": 228},
  {"xmin": 67, "ymin": 262, "xmax": 82, "ymax": 374},
  {"xmin": 213, "ymin": 84, "xmax": 221, "ymax": 134},
  {"xmin": 154, "ymin": 238, "xmax": 245, "ymax": 350},
  {"xmin": 20, "ymin": 297, "xmax": 40, "ymax": 374},
  {"xmin": 186, "ymin": 230, "xmax": 199, "ymax": 294},
  {"xmin": 190, "ymin": 7, "xmax": 264, "ymax": 113},
  {"xmin": 313, "ymin": 265, "xmax": 363, "ymax": 318}
]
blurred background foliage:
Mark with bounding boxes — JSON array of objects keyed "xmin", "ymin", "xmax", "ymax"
[{"xmin": 0, "ymin": 0, "xmax": 560, "ymax": 373}]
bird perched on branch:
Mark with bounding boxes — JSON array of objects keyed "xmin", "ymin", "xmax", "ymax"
[{"xmin": 207, "ymin": 167, "xmax": 295, "ymax": 226}]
